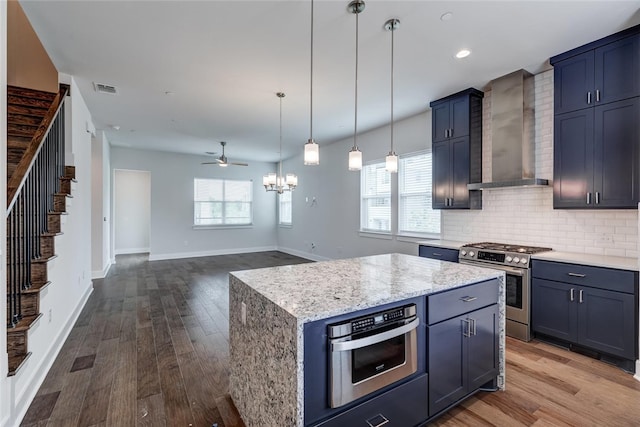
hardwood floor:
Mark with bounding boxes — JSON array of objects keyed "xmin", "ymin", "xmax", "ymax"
[{"xmin": 21, "ymin": 252, "xmax": 640, "ymax": 427}]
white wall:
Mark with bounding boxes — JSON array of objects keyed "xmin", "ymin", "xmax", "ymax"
[
  {"xmin": 114, "ymin": 169, "xmax": 150, "ymax": 254},
  {"xmin": 442, "ymin": 70, "xmax": 638, "ymax": 258},
  {"xmin": 1, "ymin": 76, "xmax": 93, "ymax": 427},
  {"xmin": 110, "ymin": 147, "xmax": 278, "ymax": 260},
  {"xmin": 91, "ymin": 130, "xmax": 112, "ymax": 278},
  {"xmin": 1, "ymin": 2, "xmax": 9, "ymax": 425},
  {"xmin": 277, "ymin": 111, "xmax": 432, "ymax": 260}
]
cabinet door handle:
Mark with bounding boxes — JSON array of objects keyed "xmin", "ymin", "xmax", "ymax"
[
  {"xmin": 431, "ymin": 252, "xmax": 442, "ymax": 257},
  {"xmin": 568, "ymin": 273, "xmax": 586, "ymax": 278},
  {"xmin": 587, "ymin": 91, "xmax": 592, "ymax": 104},
  {"xmin": 586, "ymin": 192, "xmax": 592, "ymax": 204},
  {"xmin": 366, "ymin": 414, "xmax": 389, "ymax": 427},
  {"xmin": 595, "ymin": 89, "xmax": 600, "ymax": 102},
  {"xmin": 570, "ymin": 288, "xmax": 575, "ymax": 301},
  {"xmin": 445, "ymin": 129, "xmax": 449, "ymax": 138},
  {"xmin": 462, "ymin": 319, "xmax": 471, "ymax": 338},
  {"xmin": 470, "ymin": 318, "xmax": 477, "ymax": 336},
  {"xmin": 579, "ymin": 289, "xmax": 584, "ymax": 303},
  {"xmin": 460, "ymin": 296, "xmax": 478, "ymax": 302},
  {"xmin": 449, "ymin": 128, "xmax": 453, "ymax": 138},
  {"xmin": 595, "ymin": 191, "xmax": 600, "ymax": 204}
]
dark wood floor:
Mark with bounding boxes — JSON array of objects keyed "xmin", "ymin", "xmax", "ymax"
[{"xmin": 20, "ymin": 252, "xmax": 640, "ymax": 426}]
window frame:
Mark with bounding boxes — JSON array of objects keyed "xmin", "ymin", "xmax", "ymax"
[
  {"xmin": 278, "ymin": 191, "xmax": 292, "ymax": 227},
  {"xmin": 193, "ymin": 178, "xmax": 253, "ymax": 228},
  {"xmin": 360, "ymin": 160, "xmax": 392, "ymax": 234}
]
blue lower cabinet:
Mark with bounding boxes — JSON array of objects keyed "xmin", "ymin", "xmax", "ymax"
[
  {"xmin": 312, "ymin": 374, "xmax": 428, "ymax": 427},
  {"xmin": 418, "ymin": 245, "xmax": 459, "ymax": 263}
]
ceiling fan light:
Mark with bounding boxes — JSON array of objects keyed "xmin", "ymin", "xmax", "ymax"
[
  {"xmin": 348, "ymin": 147, "xmax": 362, "ymax": 171},
  {"xmin": 304, "ymin": 139, "xmax": 319, "ymax": 165},
  {"xmin": 219, "ymin": 163, "xmax": 228, "ymax": 168}
]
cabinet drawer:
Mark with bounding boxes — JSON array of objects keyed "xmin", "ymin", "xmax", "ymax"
[
  {"xmin": 313, "ymin": 374, "xmax": 428, "ymax": 427},
  {"xmin": 532, "ymin": 260, "xmax": 636, "ymax": 294},
  {"xmin": 419, "ymin": 245, "xmax": 459, "ymax": 263},
  {"xmin": 428, "ymin": 279, "xmax": 499, "ymax": 325}
]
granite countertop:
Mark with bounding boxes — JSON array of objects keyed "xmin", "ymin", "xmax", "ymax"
[
  {"xmin": 532, "ymin": 251, "xmax": 639, "ymax": 272},
  {"xmin": 416, "ymin": 239, "xmax": 466, "ymax": 250},
  {"xmin": 230, "ymin": 253, "xmax": 503, "ymax": 323}
]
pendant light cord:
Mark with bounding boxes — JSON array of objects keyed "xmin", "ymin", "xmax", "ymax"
[
  {"xmin": 279, "ymin": 93, "xmax": 283, "ymax": 178},
  {"xmin": 354, "ymin": 6, "xmax": 359, "ymax": 149},
  {"xmin": 309, "ymin": 0, "xmax": 314, "ymax": 140},
  {"xmin": 390, "ymin": 23, "xmax": 394, "ymax": 153}
]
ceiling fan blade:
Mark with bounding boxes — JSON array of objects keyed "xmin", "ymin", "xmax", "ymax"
[
  {"xmin": 205, "ymin": 151, "xmax": 218, "ymax": 155},
  {"xmin": 230, "ymin": 162, "xmax": 249, "ymax": 166},
  {"xmin": 201, "ymin": 162, "xmax": 221, "ymax": 165}
]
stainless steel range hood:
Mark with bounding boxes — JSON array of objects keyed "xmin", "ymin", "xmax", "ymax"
[{"xmin": 467, "ymin": 70, "xmax": 548, "ymax": 190}]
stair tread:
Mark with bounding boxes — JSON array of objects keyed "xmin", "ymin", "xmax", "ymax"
[
  {"xmin": 60, "ymin": 176, "xmax": 78, "ymax": 183},
  {"xmin": 48, "ymin": 211, "xmax": 69, "ymax": 216},
  {"xmin": 31, "ymin": 254, "xmax": 58, "ymax": 264},
  {"xmin": 21, "ymin": 281, "xmax": 52, "ymax": 294},
  {"xmin": 214, "ymin": 395, "xmax": 246, "ymax": 427},
  {"xmin": 8, "ymin": 135, "xmax": 32, "ymax": 149},
  {"xmin": 41, "ymin": 232, "xmax": 63, "ymax": 237},
  {"xmin": 8, "ymin": 313, "xmax": 43, "ymax": 333},
  {"xmin": 8, "ymin": 86, "xmax": 57, "ymax": 101},
  {"xmin": 8, "ymin": 113, "xmax": 43, "ymax": 127},
  {"xmin": 7, "ymin": 352, "xmax": 32, "ymax": 377},
  {"xmin": 7, "ymin": 104, "xmax": 48, "ymax": 118},
  {"xmin": 8, "ymin": 123, "xmax": 38, "ymax": 138},
  {"xmin": 54, "ymin": 192, "xmax": 74, "ymax": 198},
  {"xmin": 7, "ymin": 94, "xmax": 53, "ymax": 110}
]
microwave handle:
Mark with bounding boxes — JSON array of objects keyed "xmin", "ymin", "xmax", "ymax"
[{"xmin": 331, "ymin": 317, "xmax": 420, "ymax": 352}]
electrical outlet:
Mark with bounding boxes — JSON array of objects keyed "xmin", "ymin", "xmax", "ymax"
[
  {"xmin": 48, "ymin": 308, "xmax": 52, "ymax": 323},
  {"xmin": 311, "ymin": 242, "xmax": 316, "ymax": 250},
  {"xmin": 241, "ymin": 302, "xmax": 247, "ymax": 325}
]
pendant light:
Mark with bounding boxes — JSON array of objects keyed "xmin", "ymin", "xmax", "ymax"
[
  {"xmin": 304, "ymin": 0, "xmax": 320, "ymax": 165},
  {"xmin": 385, "ymin": 18, "xmax": 400, "ymax": 173},
  {"xmin": 263, "ymin": 92, "xmax": 298, "ymax": 193},
  {"xmin": 348, "ymin": 0, "xmax": 365, "ymax": 171}
]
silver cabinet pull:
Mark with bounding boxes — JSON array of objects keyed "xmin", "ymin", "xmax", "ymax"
[
  {"xmin": 366, "ymin": 414, "xmax": 389, "ymax": 427},
  {"xmin": 470, "ymin": 318, "xmax": 477, "ymax": 336},
  {"xmin": 596, "ymin": 89, "xmax": 600, "ymax": 102},
  {"xmin": 432, "ymin": 252, "xmax": 442, "ymax": 257},
  {"xmin": 587, "ymin": 91, "xmax": 592, "ymax": 104},
  {"xmin": 462, "ymin": 318, "xmax": 471, "ymax": 338},
  {"xmin": 595, "ymin": 191, "xmax": 600, "ymax": 204},
  {"xmin": 568, "ymin": 272, "xmax": 586, "ymax": 278},
  {"xmin": 460, "ymin": 296, "xmax": 478, "ymax": 302},
  {"xmin": 570, "ymin": 288, "xmax": 575, "ymax": 301},
  {"xmin": 331, "ymin": 318, "xmax": 420, "ymax": 352},
  {"xmin": 449, "ymin": 128, "xmax": 453, "ymax": 138},
  {"xmin": 586, "ymin": 192, "xmax": 592, "ymax": 204},
  {"xmin": 579, "ymin": 289, "xmax": 584, "ymax": 303}
]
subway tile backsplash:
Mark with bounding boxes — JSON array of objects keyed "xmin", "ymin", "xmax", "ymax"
[{"xmin": 442, "ymin": 70, "xmax": 639, "ymax": 258}]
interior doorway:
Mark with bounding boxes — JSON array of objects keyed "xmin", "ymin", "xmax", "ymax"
[{"xmin": 113, "ymin": 169, "xmax": 151, "ymax": 255}]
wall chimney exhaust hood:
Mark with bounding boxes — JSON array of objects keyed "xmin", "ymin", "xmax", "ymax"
[{"xmin": 467, "ymin": 69, "xmax": 548, "ymax": 190}]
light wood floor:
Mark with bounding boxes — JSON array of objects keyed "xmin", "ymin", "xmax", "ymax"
[{"xmin": 20, "ymin": 252, "xmax": 640, "ymax": 426}]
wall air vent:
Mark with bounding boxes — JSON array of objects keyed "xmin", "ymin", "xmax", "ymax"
[{"xmin": 93, "ymin": 82, "xmax": 118, "ymax": 95}]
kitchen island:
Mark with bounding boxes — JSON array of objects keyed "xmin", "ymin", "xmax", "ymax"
[{"xmin": 229, "ymin": 253, "xmax": 505, "ymax": 426}]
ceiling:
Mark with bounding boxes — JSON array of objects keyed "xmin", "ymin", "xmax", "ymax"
[{"xmin": 20, "ymin": 0, "xmax": 640, "ymax": 163}]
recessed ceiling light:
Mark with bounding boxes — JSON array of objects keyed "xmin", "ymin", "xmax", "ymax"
[
  {"xmin": 440, "ymin": 12, "xmax": 453, "ymax": 21},
  {"xmin": 456, "ymin": 49, "xmax": 471, "ymax": 59},
  {"xmin": 111, "ymin": 125, "xmax": 121, "ymax": 131}
]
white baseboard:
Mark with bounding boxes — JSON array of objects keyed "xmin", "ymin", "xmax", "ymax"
[
  {"xmin": 91, "ymin": 260, "xmax": 112, "ymax": 279},
  {"xmin": 635, "ymin": 360, "xmax": 640, "ymax": 382},
  {"xmin": 277, "ymin": 246, "xmax": 332, "ymax": 262},
  {"xmin": 148, "ymin": 246, "xmax": 278, "ymax": 261},
  {"xmin": 114, "ymin": 247, "xmax": 149, "ymax": 255},
  {"xmin": 10, "ymin": 283, "xmax": 93, "ymax": 427}
]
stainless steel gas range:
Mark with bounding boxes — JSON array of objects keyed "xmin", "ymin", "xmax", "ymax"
[{"xmin": 458, "ymin": 242, "xmax": 552, "ymax": 341}]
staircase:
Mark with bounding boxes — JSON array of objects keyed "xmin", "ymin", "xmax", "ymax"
[{"xmin": 6, "ymin": 84, "xmax": 75, "ymax": 376}]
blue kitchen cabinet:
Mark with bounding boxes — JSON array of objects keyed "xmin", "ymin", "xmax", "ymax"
[
  {"xmin": 551, "ymin": 26, "xmax": 640, "ymax": 209},
  {"xmin": 430, "ymin": 89, "xmax": 483, "ymax": 210},
  {"xmin": 554, "ymin": 97, "xmax": 639, "ymax": 208},
  {"xmin": 531, "ymin": 260, "xmax": 638, "ymax": 369},
  {"xmin": 418, "ymin": 245, "xmax": 459, "ymax": 263},
  {"xmin": 427, "ymin": 281, "xmax": 499, "ymax": 417}
]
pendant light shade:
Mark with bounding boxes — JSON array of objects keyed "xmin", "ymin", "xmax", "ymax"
[
  {"xmin": 304, "ymin": 0, "xmax": 320, "ymax": 165},
  {"xmin": 385, "ymin": 18, "xmax": 400, "ymax": 173},
  {"xmin": 348, "ymin": 0, "xmax": 365, "ymax": 171}
]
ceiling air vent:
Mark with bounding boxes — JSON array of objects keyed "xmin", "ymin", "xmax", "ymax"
[{"xmin": 93, "ymin": 82, "xmax": 118, "ymax": 95}]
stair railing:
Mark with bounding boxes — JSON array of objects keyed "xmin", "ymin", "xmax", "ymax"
[{"xmin": 6, "ymin": 85, "xmax": 68, "ymax": 328}]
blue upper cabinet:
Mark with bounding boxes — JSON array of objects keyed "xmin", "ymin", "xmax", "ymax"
[
  {"xmin": 551, "ymin": 25, "xmax": 640, "ymax": 209},
  {"xmin": 430, "ymin": 88, "xmax": 483, "ymax": 210}
]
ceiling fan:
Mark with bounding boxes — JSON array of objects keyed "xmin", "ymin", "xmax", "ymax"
[{"xmin": 201, "ymin": 141, "xmax": 248, "ymax": 167}]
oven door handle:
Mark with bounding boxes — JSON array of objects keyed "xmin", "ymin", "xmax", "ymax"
[{"xmin": 331, "ymin": 317, "xmax": 420, "ymax": 352}]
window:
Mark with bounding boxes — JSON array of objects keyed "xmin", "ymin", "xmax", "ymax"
[
  {"xmin": 194, "ymin": 178, "xmax": 252, "ymax": 226},
  {"xmin": 279, "ymin": 191, "xmax": 292, "ymax": 226},
  {"xmin": 361, "ymin": 162, "xmax": 391, "ymax": 232},
  {"xmin": 399, "ymin": 151, "xmax": 440, "ymax": 235}
]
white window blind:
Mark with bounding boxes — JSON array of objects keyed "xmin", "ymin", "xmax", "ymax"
[
  {"xmin": 361, "ymin": 162, "xmax": 391, "ymax": 232},
  {"xmin": 399, "ymin": 151, "xmax": 440, "ymax": 235},
  {"xmin": 194, "ymin": 178, "xmax": 253, "ymax": 226},
  {"xmin": 279, "ymin": 191, "xmax": 292, "ymax": 225}
]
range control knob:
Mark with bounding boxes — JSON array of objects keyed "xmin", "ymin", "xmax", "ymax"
[
  {"xmin": 513, "ymin": 257, "xmax": 520, "ymax": 263},
  {"xmin": 505, "ymin": 256, "xmax": 513, "ymax": 263},
  {"xmin": 520, "ymin": 258, "xmax": 528, "ymax": 264},
  {"xmin": 461, "ymin": 250, "xmax": 467, "ymax": 256},
  {"xmin": 468, "ymin": 251, "xmax": 475, "ymax": 257}
]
